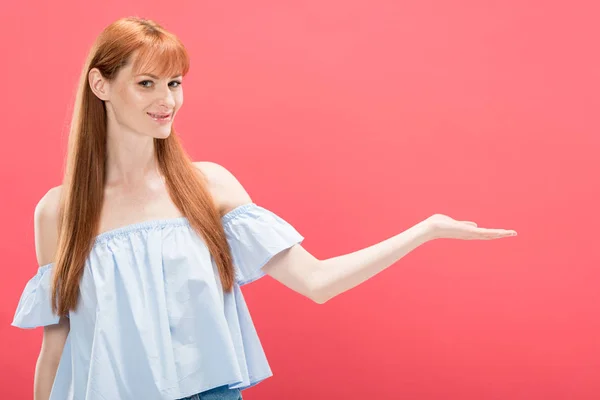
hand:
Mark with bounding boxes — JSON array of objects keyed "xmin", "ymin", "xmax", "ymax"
[{"xmin": 422, "ymin": 214, "xmax": 517, "ymax": 241}]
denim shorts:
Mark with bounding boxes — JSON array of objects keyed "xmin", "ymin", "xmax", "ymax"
[{"xmin": 177, "ymin": 384, "xmax": 242, "ymax": 400}]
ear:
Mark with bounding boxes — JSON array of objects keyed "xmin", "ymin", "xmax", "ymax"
[{"xmin": 88, "ymin": 68, "xmax": 110, "ymax": 101}]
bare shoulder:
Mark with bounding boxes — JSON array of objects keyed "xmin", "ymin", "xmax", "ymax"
[
  {"xmin": 192, "ymin": 161, "xmax": 253, "ymax": 214},
  {"xmin": 34, "ymin": 185, "xmax": 63, "ymax": 266}
]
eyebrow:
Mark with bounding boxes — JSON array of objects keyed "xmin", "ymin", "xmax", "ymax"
[{"xmin": 136, "ymin": 74, "xmax": 182, "ymax": 79}]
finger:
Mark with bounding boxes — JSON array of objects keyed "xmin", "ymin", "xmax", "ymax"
[
  {"xmin": 475, "ymin": 228, "xmax": 516, "ymax": 238},
  {"xmin": 461, "ymin": 221, "xmax": 478, "ymax": 227}
]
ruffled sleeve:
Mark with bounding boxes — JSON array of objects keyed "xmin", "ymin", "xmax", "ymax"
[
  {"xmin": 11, "ymin": 263, "xmax": 61, "ymax": 329},
  {"xmin": 221, "ymin": 203, "xmax": 305, "ymax": 286}
]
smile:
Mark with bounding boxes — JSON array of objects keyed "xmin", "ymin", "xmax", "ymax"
[{"xmin": 147, "ymin": 112, "xmax": 172, "ymax": 122}]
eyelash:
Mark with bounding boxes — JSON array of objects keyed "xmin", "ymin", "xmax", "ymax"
[{"xmin": 139, "ymin": 80, "xmax": 182, "ymax": 88}]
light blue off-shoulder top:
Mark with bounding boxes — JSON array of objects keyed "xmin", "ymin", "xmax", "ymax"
[{"xmin": 11, "ymin": 203, "xmax": 304, "ymax": 400}]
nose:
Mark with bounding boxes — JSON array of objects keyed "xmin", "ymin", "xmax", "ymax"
[{"xmin": 155, "ymin": 85, "xmax": 177, "ymax": 110}]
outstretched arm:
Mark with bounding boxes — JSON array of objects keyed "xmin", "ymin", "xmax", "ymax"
[
  {"xmin": 263, "ymin": 219, "xmax": 432, "ymax": 304},
  {"xmin": 200, "ymin": 161, "xmax": 516, "ymax": 304},
  {"xmin": 198, "ymin": 161, "xmax": 433, "ymax": 303},
  {"xmin": 314, "ymin": 221, "xmax": 432, "ymax": 303}
]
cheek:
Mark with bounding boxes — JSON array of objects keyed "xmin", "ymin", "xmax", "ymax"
[
  {"xmin": 117, "ymin": 85, "xmax": 145, "ymax": 106},
  {"xmin": 130, "ymin": 90, "xmax": 149, "ymax": 107}
]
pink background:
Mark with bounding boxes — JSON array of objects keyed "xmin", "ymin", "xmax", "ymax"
[{"xmin": 1, "ymin": 1, "xmax": 599, "ymax": 399}]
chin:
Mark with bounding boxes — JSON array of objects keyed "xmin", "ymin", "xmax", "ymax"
[{"xmin": 154, "ymin": 130, "xmax": 172, "ymax": 139}]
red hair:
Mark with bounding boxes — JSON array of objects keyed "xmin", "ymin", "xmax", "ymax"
[{"xmin": 51, "ymin": 16, "xmax": 235, "ymax": 317}]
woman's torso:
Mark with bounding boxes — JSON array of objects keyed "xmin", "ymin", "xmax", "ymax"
[{"xmin": 38, "ymin": 161, "xmax": 278, "ymax": 399}]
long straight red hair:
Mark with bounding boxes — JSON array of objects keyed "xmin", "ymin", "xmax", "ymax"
[{"xmin": 50, "ymin": 16, "xmax": 236, "ymax": 317}]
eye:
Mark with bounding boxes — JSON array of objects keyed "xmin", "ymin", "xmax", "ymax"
[{"xmin": 138, "ymin": 80, "xmax": 182, "ymax": 88}]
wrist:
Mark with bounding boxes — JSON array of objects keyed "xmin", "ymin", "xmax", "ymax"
[{"xmin": 416, "ymin": 219, "xmax": 439, "ymax": 242}]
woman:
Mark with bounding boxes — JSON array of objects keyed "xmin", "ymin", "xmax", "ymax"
[{"xmin": 11, "ymin": 16, "xmax": 517, "ymax": 400}]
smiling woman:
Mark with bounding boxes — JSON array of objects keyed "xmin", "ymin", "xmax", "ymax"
[
  {"xmin": 10, "ymin": 16, "xmax": 255, "ymax": 400},
  {"xmin": 10, "ymin": 13, "xmax": 518, "ymax": 400}
]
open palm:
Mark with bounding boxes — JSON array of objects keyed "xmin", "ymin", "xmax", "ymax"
[{"xmin": 425, "ymin": 214, "xmax": 517, "ymax": 240}]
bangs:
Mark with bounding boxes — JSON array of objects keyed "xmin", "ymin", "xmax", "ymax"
[{"xmin": 130, "ymin": 36, "xmax": 189, "ymax": 79}]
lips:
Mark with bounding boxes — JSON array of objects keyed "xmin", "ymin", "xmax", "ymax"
[{"xmin": 147, "ymin": 112, "xmax": 171, "ymax": 118}]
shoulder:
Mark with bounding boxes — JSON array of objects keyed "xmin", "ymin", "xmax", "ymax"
[
  {"xmin": 192, "ymin": 161, "xmax": 253, "ymax": 215},
  {"xmin": 34, "ymin": 185, "xmax": 62, "ymax": 266}
]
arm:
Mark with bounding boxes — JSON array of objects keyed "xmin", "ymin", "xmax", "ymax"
[
  {"xmin": 263, "ymin": 213, "xmax": 514, "ymax": 304},
  {"xmin": 262, "ymin": 223, "xmax": 430, "ymax": 304},
  {"xmin": 309, "ymin": 222, "xmax": 431, "ymax": 303},
  {"xmin": 36, "ymin": 317, "xmax": 69, "ymax": 400},
  {"xmin": 33, "ymin": 186, "xmax": 70, "ymax": 400},
  {"xmin": 264, "ymin": 213, "xmax": 514, "ymax": 304},
  {"xmin": 260, "ymin": 220, "xmax": 432, "ymax": 304},
  {"xmin": 200, "ymin": 162, "xmax": 516, "ymax": 304},
  {"xmin": 196, "ymin": 161, "xmax": 433, "ymax": 304}
]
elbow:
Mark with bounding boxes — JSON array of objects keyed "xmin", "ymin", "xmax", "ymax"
[
  {"xmin": 310, "ymin": 291, "xmax": 328, "ymax": 304},
  {"xmin": 307, "ymin": 264, "xmax": 331, "ymax": 305}
]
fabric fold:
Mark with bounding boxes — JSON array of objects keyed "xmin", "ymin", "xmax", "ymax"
[
  {"xmin": 222, "ymin": 203, "xmax": 305, "ymax": 285},
  {"xmin": 12, "ymin": 263, "xmax": 60, "ymax": 329}
]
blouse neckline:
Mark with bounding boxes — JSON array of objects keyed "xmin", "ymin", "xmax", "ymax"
[{"xmin": 38, "ymin": 202, "xmax": 258, "ymax": 268}]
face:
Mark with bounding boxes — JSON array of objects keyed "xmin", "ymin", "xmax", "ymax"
[{"xmin": 88, "ymin": 60, "xmax": 183, "ymax": 139}]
